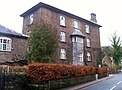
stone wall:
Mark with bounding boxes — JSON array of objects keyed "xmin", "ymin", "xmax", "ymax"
[
  {"xmin": 22, "ymin": 7, "xmax": 101, "ymax": 66},
  {"xmin": 0, "ymin": 36, "xmax": 28, "ymax": 63}
]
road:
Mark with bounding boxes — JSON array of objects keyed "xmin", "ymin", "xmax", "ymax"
[{"xmin": 82, "ymin": 72, "xmax": 122, "ymax": 90}]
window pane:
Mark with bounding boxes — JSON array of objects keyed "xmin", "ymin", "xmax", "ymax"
[
  {"xmin": 86, "ymin": 25, "xmax": 90, "ymax": 33},
  {"xmin": 74, "ymin": 20, "xmax": 78, "ymax": 29},
  {"xmin": 87, "ymin": 52, "xmax": 91, "ymax": 61},
  {"xmin": 77, "ymin": 37, "xmax": 83, "ymax": 43},
  {"xmin": 7, "ymin": 43, "xmax": 11, "ymax": 51},
  {"xmin": 87, "ymin": 38, "xmax": 90, "ymax": 47},
  {"xmin": 3, "ymin": 39, "xmax": 7, "ymax": 43},
  {"xmin": 3, "ymin": 44, "xmax": 6, "ymax": 50},
  {"xmin": 0, "ymin": 39, "xmax": 2, "ymax": 43},
  {"xmin": 30, "ymin": 14, "xmax": 33, "ymax": 24},
  {"xmin": 0, "ymin": 37, "xmax": 12, "ymax": 51},
  {"xmin": 60, "ymin": 32, "xmax": 65, "ymax": 42},
  {"xmin": 0, "ymin": 44, "xmax": 2, "ymax": 50},
  {"xmin": 60, "ymin": 16, "xmax": 65, "ymax": 26},
  {"xmin": 60, "ymin": 49, "xmax": 66, "ymax": 59}
]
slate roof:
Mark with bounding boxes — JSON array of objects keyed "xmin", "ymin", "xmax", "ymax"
[
  {"xmin": 20, "ymin": 2, "xmax": 102, "ymax": 27},
  {"xmin": 0, "ymin": 24, "xmax": 28, "ymax": 38},
  {"xmin": 71, "ymin": 30, "xmax": 85, "ymax": 38}
]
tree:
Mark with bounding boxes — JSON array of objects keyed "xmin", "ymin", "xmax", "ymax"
[
  {"xmin": 110, "ymin": 33, "xmax": 122, "ymax": 66},
  {"xmin": 101, "ymin": 46, "xmax": 113, "ymax": 58},
  {"xmin": 27, "ymin": 23, "xmax": 57, "ymax": 63}
]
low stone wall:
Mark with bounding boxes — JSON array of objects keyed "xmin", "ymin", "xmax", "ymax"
[
  {"xmin": 28, "ymin": 75, "xmax": 96, "ymax": 90},
  {"xmin": 98, "ymin": 73, "xmax": 108, "ymax": 79}
]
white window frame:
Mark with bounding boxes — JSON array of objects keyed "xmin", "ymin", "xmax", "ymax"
[
  {"xmin": 60, "ymin": 49, "xmax": 66, "ymax": 59},
  {"xmin": 86, "ymin": 38, "xmax": 91, "ymax": 47},
  {"xmin": 60, "ymin": 32, "xmax": 66, "ymax": 42},
  {"xmin": 72, "ymin": 37, "xmax": 83, "ymax": 43},
  {"xmin": 78, "ymin": 53, "xmax": 83, "ymax": 62},
  {"xmin": 74, "ymin": 20, "xmax": 78, "ymax": 29},
  {"xmin": 60, "ymin": 16, "xmax": 66, "ymax": 26},
  {"xmin": 87, "ymin": 52, "xmax": 91, "ymax": 61},
  {"xmin": 29, "ymin": 14, "xmax": 34, "ymax": 24},
  {"xmin": 0, "ymin": 37, "xmax": 12, "ymax": 51},
  {"xmin": 86, "ymin": 25, "xmax": 90, "ymax": 33}
]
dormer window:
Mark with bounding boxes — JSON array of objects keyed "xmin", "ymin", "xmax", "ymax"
[
  {"xmin": 74, "ymin": 20, "xmax": 78, "ymax": 29},
  {"xmin": 0, "ymin": 37, "xmax": 12, "ymax": 51},
  {"xmin": 60, "ymin": 16, "xmax": 66, "ymax": 26},
  {"xmin": 29, "ymin": 14, "xmax": 33, "ymax": 24},
  {"xmin": 86, "ymin": 25, "xmax": 90, "ymax": 33}
]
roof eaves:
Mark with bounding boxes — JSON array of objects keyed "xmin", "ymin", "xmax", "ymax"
[
  {"xmin": 20, "ymin": 2, "xmax": 102, "ymax": 27},
  {"xmin": 0, "ymin": 32, "xmax": 28, "ymax": 39}
]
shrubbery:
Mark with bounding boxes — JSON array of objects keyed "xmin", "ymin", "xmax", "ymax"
[
  {"xmin": 97, "ymin": 67, "xmax": 108, "ymax": 74},
  {"xmin": 0, "ymin": 64, "xmax": 108, "ymax": 89},
  {"xmin": 28, "ymin": 63, "xmax": 97, "ymax": 84}
]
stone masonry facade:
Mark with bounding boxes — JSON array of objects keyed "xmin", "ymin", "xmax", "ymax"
[
  {"xmin": 0, "ymin": 35, "xmax": 28, "ymax": 63},
  {"xmin": 21, "ymin": 2, "xmax": 101, "ymax": 66}
]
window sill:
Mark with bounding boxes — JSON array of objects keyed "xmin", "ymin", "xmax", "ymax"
[
  {"xmin": 60, "ymin": 25, "xmax": 66, "ymax": 28},
  {"xmin": 60, "ymin": 58, "xmax": 67, "ymax": 60},
  {"xmin": 60, "ymin": 41, "xmax": 66, "ymax": 43},
  {"xmin": 0, "ymin": 50, "xmax": 11, "ymax": 52}
]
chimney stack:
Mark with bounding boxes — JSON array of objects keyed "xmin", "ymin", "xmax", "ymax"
[{"xmin": 90, "ymin": 13, "xmax": 97, "ymax": 23}]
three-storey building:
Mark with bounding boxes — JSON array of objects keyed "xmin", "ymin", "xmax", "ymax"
[{"xmin": 20, "ymin": 2, "xmax": 102, "ymax": 66}]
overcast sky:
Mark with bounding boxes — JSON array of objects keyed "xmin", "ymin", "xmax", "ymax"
[{"xmin": 0, "ymin": 0, "xmax": 122, "ymax": 46}]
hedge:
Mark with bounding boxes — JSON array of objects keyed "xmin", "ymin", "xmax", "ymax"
[
  {"xmin": 28, "ymin": 63, "xmax": 97, "ymax": 84},
  {"xmin": 97, "ymin": 67, "xmax": 108, "ymax": 74}
]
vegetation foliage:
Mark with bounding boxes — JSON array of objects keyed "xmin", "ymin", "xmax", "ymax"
[
  {"xmin": 110, "ymin": 33, "xmax": 122, "ymax": 65},
  {"xmin": 27, "ymin": 23, "xmax": 57, "ymax": 63},
  {"xmin": 28, "ymin": 63, "xmax": 107, "ymax": 84},
  {"xmin": 101, "ymin": 32, "xmax": 122, "ymax": 67}
]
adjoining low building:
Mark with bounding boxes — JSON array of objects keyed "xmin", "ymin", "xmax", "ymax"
[
  {"xmin": 0, "ymin": 24, "xmax": 28, "ymax": 65},
  {"xmin": 20, "ymin": 2, "xmax": 102, "ymax": 66}
]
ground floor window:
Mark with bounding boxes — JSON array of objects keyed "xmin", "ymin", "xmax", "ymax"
[
  {"xmin": 0, "ymin": 37, "xmax": 12, "ymax": 51},
  {"xmin": 87, "ymin": 52, "xmax": 91, "ymax": 61},
  {"xmin": 60, "ymin": 49, "xmax": 66, "ymax": 59}
]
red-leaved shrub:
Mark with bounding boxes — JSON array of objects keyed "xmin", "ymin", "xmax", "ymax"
[
  {"xmin": 28, "ymin": 63, "xmax": 97, "ymax": 84},
  {"xmin": 97, "ymin": 67, "xmax": 108, "ymax": 74}
]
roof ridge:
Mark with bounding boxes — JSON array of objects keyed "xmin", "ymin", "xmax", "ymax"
[
  {"xmin": 0, "ymin": 24, "xmax": 27, "ymax": 38},
  {"xmin": 20, "ymin": 2, "xmax": 102, "ymax": 27}
]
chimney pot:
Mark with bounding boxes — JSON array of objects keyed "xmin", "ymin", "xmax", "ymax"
[{"xmin": 90, "ymin": 13, "xmax": 97, "ymax": 23}]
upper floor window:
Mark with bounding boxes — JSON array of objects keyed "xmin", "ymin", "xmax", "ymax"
[
  {"xmin": 74, "ymin": 20, "xmax": 78, "ymax": 29},
  {"xmin": 60, "ymin": 49, "xmax": 66, "ymax": 59},
  {"xmin": 60, "ymin": 32, "xmax": 66, "ymax": 42},
  {"xmin": 60, "ymin": 16, "xmax": 66, "ymax": 26},
  {"xmin": 87, "ymin": 52, "xmax": 91, "ymax": 61},
  {"xmin": 29, "ymin": 14, "xmax": 34, "ymax": 24},
  {"xmin": 86, "ymin": 38, "xmax": 91, "ymax": 47},
  {"xmin": 72, "ymin": 37, "xmax": 83, "ymax": 43},
  {"xmin": 85, "ymin": 25, "xmax": 90, "ymax": 33},
  {"xmin": 0, "ymin": 37, "xmax": 12, "ymax": 51}
]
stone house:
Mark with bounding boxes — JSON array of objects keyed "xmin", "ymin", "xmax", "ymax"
[
  {"xmin": 102, "ymin": 55, "xmax": 114, "ymax": 66},
  {"xmin": 0, "ymin": 24, "xmax": 28, "ymax": 65},
  {"xmin": 20, "ymin": 2, "xmax": 102, "ymax": 66}
]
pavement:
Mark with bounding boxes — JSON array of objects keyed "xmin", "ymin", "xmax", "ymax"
[{"xmin": 59, "ymin": 74, "xmax": 115, "ymax": 90}]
